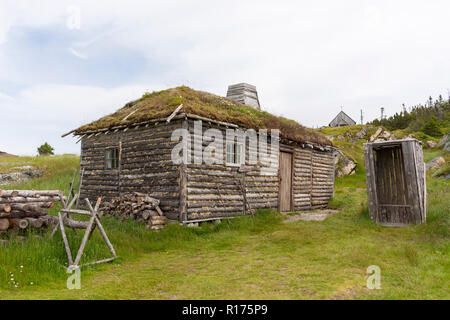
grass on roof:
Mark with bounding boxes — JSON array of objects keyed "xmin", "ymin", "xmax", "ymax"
[{"xmin": 74, "ymin": 86, "xmax": 332, "ymax": 146}]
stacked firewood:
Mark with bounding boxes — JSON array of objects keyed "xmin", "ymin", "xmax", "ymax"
[
  {"xmin": 102, "ymin": 192, "xmax": 167, "ymax": 231},
  {"xmin": 0, "ymin": 190, "xmax": 62, "ymax": 232}
]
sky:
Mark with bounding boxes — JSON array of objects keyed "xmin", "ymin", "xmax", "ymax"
[{"xmin": 1, "ymin": 0, "xmax": 450, "ymax": 155}]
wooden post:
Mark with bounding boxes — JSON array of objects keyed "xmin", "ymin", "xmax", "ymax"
[
  {"xmin": 58, "ymin": 212, "xmax": 73, "ymax": 266},
  {"xmin": 67, "ymin": 169, "xmax": 78, "ymax": 204},
  {"xmin": 75, "ymin": 168, "xmax": 85, "ymax": 209},
  {"xmin": 73, "ymin": 198, "xmax": 97, "ymax": 267}
]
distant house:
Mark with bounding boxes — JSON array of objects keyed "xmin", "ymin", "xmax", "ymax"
[{"xmin": 329, "ymin": 111, "xmax": 356, "ymax": 127}]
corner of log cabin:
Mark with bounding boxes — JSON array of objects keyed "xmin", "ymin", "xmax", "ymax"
[{"xmin": 80, "ymin": 120, "xmax": 183, "ymax": 221}]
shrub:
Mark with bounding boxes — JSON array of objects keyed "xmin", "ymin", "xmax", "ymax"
[
  {"xmin": 421, "ymin": 116, "xmax": 443, "ymax": 138},
  {"xmin": 37, "ymin": 142, "xmax": 54, "ymax": 156}
]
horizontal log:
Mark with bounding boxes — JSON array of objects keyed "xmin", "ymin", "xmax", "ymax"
[
  {"xmin": 8, "ymin": 218, "xmax": 28, "ymax": 229},
  {"xmin": 0, "ymin": 218, "xmax": 9, "ymax": 231},
  {"xmin": 0, "ymin": 196, "xmax": 63, "ymax": 204},
  {"xmin": 0, "ymin": 190, "xmax": 61, "ymax": 198},
  {"xmin": 0, "ymin": 204, "xmax": 11, "ymax": 213},
  {"xmin": 25, "ymin": 217, "xmax": 43, "ymax": 229},
  {"xmin": 0, "ymin": 210, "xmax": 47, "ymax": 218},
  {"xmin": 10, "ymin": 204, "xmax": 45, "ymax": 213}
]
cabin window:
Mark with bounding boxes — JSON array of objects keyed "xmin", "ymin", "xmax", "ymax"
[
  {"xmin": 105, "ymin": 148, "xmax": 119, "ymax": 169},
  {"xmin": 226, "ymin": 142, "xmax": 243, "ymax": 165}
]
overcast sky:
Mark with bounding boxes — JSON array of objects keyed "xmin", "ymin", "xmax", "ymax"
[{"xmin": 1, "ymin": 0, "xmax": 450, "ymax": 155}]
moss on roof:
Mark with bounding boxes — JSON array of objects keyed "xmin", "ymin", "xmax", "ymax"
[{"xmin": 74, "ymin": 86, "xmax": 332, "ymax": 146}]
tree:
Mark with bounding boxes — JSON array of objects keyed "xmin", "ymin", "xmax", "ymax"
[
  {"xmin": 37, "ymin": 142, "xmax": 54, "ymax": 156},
  {"xmin": 421, "ymin": 116, "xmax": 442, "ymax": 138}
]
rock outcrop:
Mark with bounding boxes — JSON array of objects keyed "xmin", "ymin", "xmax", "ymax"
[
  {"xmin": 436, "ymin": 134, "xmax": 450, "ymax": 151},
  {"xmin": 333, "ymin": 150, "xmax": 357, "ymax": 178},
  {"xmin": 0, "ymin": 166, "xmax": 44, "ymax": 186},
  {"xmin": 369, "ymin": 127, "xmax": 394, "ymax": 142},
  {"xmin": 426, "ymin": 141, "xmax": 437, "ymax": 148},
  {"xmin": 426, "ymin": 157, "xmax": 445, "ymax": 171}
]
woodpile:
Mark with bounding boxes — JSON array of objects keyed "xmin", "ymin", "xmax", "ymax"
[
  {"xmin": 0, "ymin": 190, "xmax": 63, "ymax": 232},
  {"xmin": 102, "ymin": 192, "xmax": 167, "ymax": 231}
]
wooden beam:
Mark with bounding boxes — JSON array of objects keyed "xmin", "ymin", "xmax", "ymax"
[{"xmin": 166, "ymin": 104, "xmax": 184, "ymax": 123}]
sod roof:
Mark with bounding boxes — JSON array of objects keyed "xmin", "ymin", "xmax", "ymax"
[{"xmin": 73, "ymin": 86, "xmax": 332, "ymax": 147}]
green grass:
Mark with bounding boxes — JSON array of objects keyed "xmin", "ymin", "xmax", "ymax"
[
  {"xmin": 75, "ymin": 86, "xmax": 332, "ymax": 146},
  {"xmin": 0, "ymin": 153, "xmax": 448, "ymax": 300}
]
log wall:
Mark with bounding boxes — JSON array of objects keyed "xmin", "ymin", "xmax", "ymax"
[
  {"xmin": 80, "ymin": 121, "xmax": 182, "ymax": 220},
  {"xmin": 292, "ymin": 147, "xmax": 334, "ymax": 211},
  {"xmin": 79, "ymin": 118, "xmax": 335, "ymax": 222},
  {"xmin": 184, "ymin": 120, "xmax": 335, "ymax": 221},
  {"xmin": 184, "ymin": 120, "xmax": 279, "ymax": 220}
]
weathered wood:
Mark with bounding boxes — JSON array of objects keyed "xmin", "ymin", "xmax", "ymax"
[
  {"xmin": 0, "ymin": 218, "xmax": 9, "ymax": 231},
  {"xmin": 0, "ymin": 190, "xmax": 61, "ymax": 198},
  {"xmin": 78, "ymin": 119, "xmax": 335, "ymax": 222},
  {"xmin": 365, "ymin": 140, "xmax": 426, "ymax": 226},
  {"xmin": 1, "ymin": 210, "xmax": 47, "ymax": 218},
  {"xmin": 0, "ymin": 204, "xmax": 11, "ymax": 213},
  {"xmin": 8, "ymin": 218, "xmax": 28, "ymax": 229},
  {"xmin": 58, "ymin": 212, "xmax": 73, "ymax": 265},
  {"xmin": 25, "ymin": 217, "xmax": 43, "ymax": 229},
  {"xmin": 166, "ymin": 104, "xmax": 184, "ymax": 123},
  {"xmin": 0, "ymin": 196, "xmax": 63, "ymax": 204},
  {"xmin": 73, "ymin": 199, "xmax": 98, "ymax": 267}
]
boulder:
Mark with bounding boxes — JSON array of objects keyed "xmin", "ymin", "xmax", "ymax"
[
  {"xmin": 355, "ymin": 126, "xmax": 368, "ymax": 139},
  {"xmin": 0, "ymin": 167, "xmax": 44, "ymax": 186},
  {"xmin": 444, "ymin": 142, "xmax": 450, "ymax": 152},
  {"xmin": 426, "ymin": 141, "xmax": 437, "ymax": 148},
  {"xmin": 381, "ymin": 130, "xmax": 392, "ymax": 140},
  {"xmin": 369, "ymin": 127, "xmax": 393, "ymax": 142},
  {"xmin": 333, "ymin": 150, "xmax": 357, "ymax": 178},
  {"xmin": 437, "ymin": 134, "xmax": 449, "ymax": 148},
  {"xmin": 369, "ymin": 127, "xmax": 383, "ymax": 142},
  {"xmin": 426, "ymin": 157, "xmax": 445, "ymax": 171}
]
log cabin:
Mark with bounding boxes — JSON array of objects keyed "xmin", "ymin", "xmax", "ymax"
[{"xmin": 63, "ymin": 84, "xmax": 336, "ymax": 223}]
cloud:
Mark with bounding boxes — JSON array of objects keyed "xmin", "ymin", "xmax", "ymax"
[
  {"xmin": 0, "ymin": 84, "xmax": 164, "ymax": 155},
  {"xmin": 68, "ymin": 47, "xmax": 87, "ymax": 59},
  {"xmin": 1, "ymin": 0, "xmax": 450, "ymax": 154}
]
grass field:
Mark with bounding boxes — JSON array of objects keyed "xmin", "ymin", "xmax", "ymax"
[{"xmin": 0, "ymin": 150, "xmax": 448, "ymax": 300}]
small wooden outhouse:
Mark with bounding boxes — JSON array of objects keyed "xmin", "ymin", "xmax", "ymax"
[{"xmin": 364, "ymin": 139, "xmax": 426, "ymax": 226}]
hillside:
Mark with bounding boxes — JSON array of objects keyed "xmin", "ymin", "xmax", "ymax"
[
  {"xmin": 0, "ymin": 139, "xmax": 448, "ymax": 299},
  {"xmin": 370, "ymin": 97, "xmax": 450, "ymax": 140},
  {"xmin": 0, "ymin": 151, "xmax": 16, "ymax": 158}
]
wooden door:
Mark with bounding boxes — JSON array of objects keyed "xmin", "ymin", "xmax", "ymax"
[{"xmin": 279, "ymin": 152, "xmax": 293, "ymax": 212}]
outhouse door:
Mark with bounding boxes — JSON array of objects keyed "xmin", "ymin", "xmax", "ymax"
[{"xmin": 279, "ymin": 151, "xmax": 293, "ymax": 212}]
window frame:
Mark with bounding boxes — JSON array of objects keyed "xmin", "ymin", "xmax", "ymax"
[
  {"xmin": 105, "ymin": 147, "xmax": 120, "ymax": 170},
  {"xmin": 226, "ymin": 141, "xmax": 244, "ymax": 166}
]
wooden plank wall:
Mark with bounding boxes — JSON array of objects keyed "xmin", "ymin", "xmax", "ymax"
[
  {"xmin": 80, "ymin": 133, "xmax": 121, "ymax": 201},
  {"xmin": 185, "ymin": 121, "xmax": 335, "ymax": 220},
  {"xmin": 80, "ymin": 119, "xmax": 336, "ymax": 222},
  {"xmin": 80, "ymin": 121, "xmax": 181, "ymax": 220},
  {"xmin": 185, "ymin": 120, "xmax": 279, "ymax": 220},
  {"xmin": 364, "ymin": 140, "xmax": 426, "ymax": 226},
  {"xmin": 292, "ymin": 147, "xmax": 313, "ymax": 210},
  {"xmin": 292, "ymin": 147, "xmax": 335, "ymax": 211},
  {"xmin": 311, "ymin": 149, "xmax": 335, "ymax": 208}
]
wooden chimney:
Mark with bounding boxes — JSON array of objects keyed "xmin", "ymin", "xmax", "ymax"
[{"xmin": 226, "ymin": 83, "xmax": 261, "ymax": 110}]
